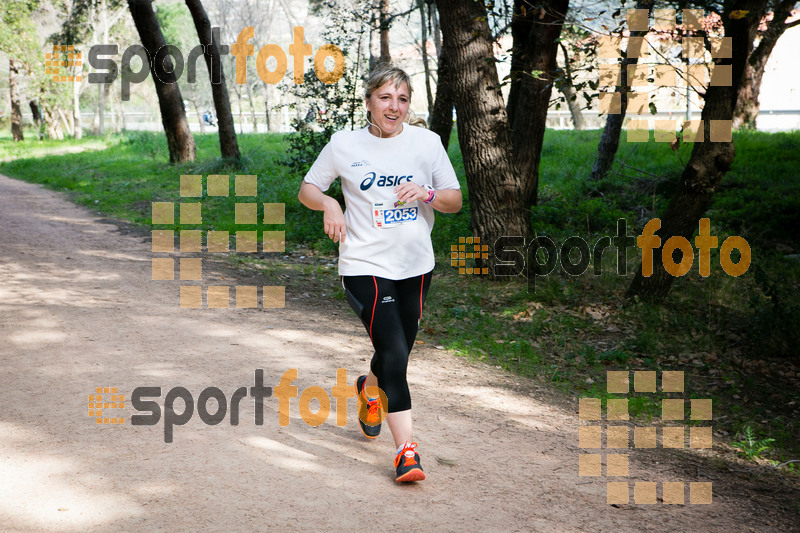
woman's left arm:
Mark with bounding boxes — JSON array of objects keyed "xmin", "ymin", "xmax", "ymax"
[
  {"xmin": 428, "ymin": 188, "xmax": 462, "ymax": 213},
  {"xmin": 393, "ymin": 182, "xmax": 462, "ymax": 214}
]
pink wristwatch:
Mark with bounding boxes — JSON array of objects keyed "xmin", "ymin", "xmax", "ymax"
[{"xmin": 423, "ymin": 184, "xmax": 436, "ymax": 204}]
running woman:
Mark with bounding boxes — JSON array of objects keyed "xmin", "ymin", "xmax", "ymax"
[{"xmin": 298, "ymin": 65, "xmax": 462, "ymax": 482}]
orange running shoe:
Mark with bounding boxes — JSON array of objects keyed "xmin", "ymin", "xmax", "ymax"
[
  {"xmin": 356, "ymin": 375, "xmax": 382, "ymax": 439},
  {"xmin": 395, "ymin": 442, "xmax": 426, "ymax": 482}
]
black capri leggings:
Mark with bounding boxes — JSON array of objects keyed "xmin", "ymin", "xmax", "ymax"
[{"xmin": 341, "ymin": 272, "xmax": 432, "ymax": 413}]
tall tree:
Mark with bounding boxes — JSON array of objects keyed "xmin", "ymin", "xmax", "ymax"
[
  {"xmin": 428, "ymin": 1, "xmax": 453, "ymax": 148},
  {"xmin": 57, "ymin": 0, "xmax": 130, "ymax": 138},
  {"xmin": 418, "ymin": 0, "xmax": 434, "ymax": 111},
  {"xmin": 437, "ymin": 0, "xmax": 530, "ymax": 249},
  {"xmin": 436, "ymin": 0, "xmax": 571, "ymax": 251},
  {"xmin": 1, "ymin": 0, "xmax": 42, "ymax": 141},
  {"xmin": 733, "ymin": 0, "xmax": 800, "ymax": 129},
  {"xmin": 627, "ymin": 0, "xmax": 770, "ymax": 301},
  {"xmin": 591, "ymin": 0, "xmax": 654, "ymax": 181},
  {"xmin": 428, "ymin": 43, "xmax": 454, "ymax": 149},
  {"xmin": 2, "ymin": 0, "xmax": 74, "ymax": 141},
  {"xmin": 9, "ymin": 60, "xmax": 24, "ymax": 141},
  {"xmin": 506, "ymin": 0, "xmax": 570, "ymax": 207},
  {"xmin": 379, "ymin": 0, "xmax": 391, "ymax": 64},
  {"xmin": 127, "ymin": 0, "xmax": 196, "ymax": 163},
  {"xmin": 184, "ymin": 0, "xmax": 240, "ymax": 160},
  {"xmin": 556, "ymin": 39, "xmax": 586, "ymax": 130},
  {"xmin": 97, "ymin": 0, "xmax": 109, "ymax": 135}
]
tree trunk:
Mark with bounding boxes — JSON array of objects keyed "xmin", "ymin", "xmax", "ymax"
[
  {"xmin": 733, "ymin": 58, "xmax": 765, "ymax": 130},
  {"xmin": 245, "ymin": 81, "xmax": 257, "ymax": 133},
  {"xmin": 427, "ymin": 40, "xmax": 454, "ymax": 149},
  {"xmin": 418, "ymin": 0, "xmax": 433, "ymax": 112},
  {"xmin": 98, "ymin": 0, "xmax": 109, "ymax": 136},
  {"xmin": 430, "ymin": 3, "xmax": 442, "ymax": 59},
  {"xmin": 379, "ymin": 0, "xmax": 391, "ymax": 64},
  {"xmin": 193, "ymin": 97, "xmax": 205, "ymax": 134},
  {"xmin": 183, "ymin": 3, "xmax": 240, "ymax": 159},
  {"xmin": 113, "ymin": 89, "xmax": 122, "ymax": 133},
  {"xmin": 73, "ymin": 76, "xmax": 83, "ymax": 139},
  {"xmin": 349, "ymin": 27, "xmax": 365, "ymax": 131},
  {"xmin": 437, "ymin": 0, "xmax": 530, "ymax": 254},
  {"xmin": 368, "ymin": 11, "xmax": 378, "ymax": 71},
  {"xmin": 627, "ymin": 0, "xmax": 769, "ymax": 301},
  {"xmin": 265, "ymin": 88, "xmax": 274, "ymax": 132},
  {"xmin": 733, "ymin": 0, "xmax": 798, "ymax": 129},
  {"xmin": 557, "ymin": 42, "xmax": 585, "ymax": 130},
  {"xmin": 91, "ymin": 93, "xmax": 99, "ymax": 135},
  {"xmin": 94, "ymin": 82, "xmax": 112, "ymax": 135},
  {"xmin": 9, "ymin": 59, "xmax": 24, "ymax": 141},
  {"xmin": 110, "ymin": 89, "xmax": 118, "ymax": 133},
  {"xmin": 506, "ymin": 0, "xmax": 570, "ymax": 207},
  {"xmin": 98, "ymin": 78, "xmax": 106, "ymax": 135},
  {"xmin": 42, "ymin": 103, "xmax": 64, "ymax": 140},
  {"xmin": 560, "ymin": 83, "xmax": 585, "ymax": 130},
  {"xmin": 128, "ymin": 0, "xmax": 196, "ymax": 163},
  {"xmin": 234, "ymin": 85, "xmax": 244, "ymax": 134},
  {"xmin": 58, "ymin": 108, "xmax": 73, "ymax": 137},
  {"xmin": 591, "ymin": 0, "xmax": 653, "ymax": 181},
  {"xmin": 29, "ymin": 100, "xmax": 43, "ymax": 128}
]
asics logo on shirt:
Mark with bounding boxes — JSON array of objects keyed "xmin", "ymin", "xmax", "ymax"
[{"xmin": 360, "ymin": 172, "xmax": 413, "ymax": 191}]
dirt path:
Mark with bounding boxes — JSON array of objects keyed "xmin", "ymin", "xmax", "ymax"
[{"xmin": 0, "ymin": 173, "xmax": 797, "ymax": 532}]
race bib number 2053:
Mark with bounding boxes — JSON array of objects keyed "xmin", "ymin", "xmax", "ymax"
[{"xmin": 372, "ymin": 202, "xmax": 418, "ymax": 228}]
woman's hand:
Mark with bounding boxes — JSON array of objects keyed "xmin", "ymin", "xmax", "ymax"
[
  {"xmin": 298, "ymin": 181, "xmax": 347, "ymax": 243},
  {"xmin": 323, "ymin": 200, "xmax": 346, "ymax": 243},
  {"xmin": 393, "ymin": 182, "xmax": 428, "ymax": 205}
]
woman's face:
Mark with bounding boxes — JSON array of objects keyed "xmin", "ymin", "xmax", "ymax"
[{"xmin": 365, "ymin": 80, "xmax": 410, "ymax": 138}]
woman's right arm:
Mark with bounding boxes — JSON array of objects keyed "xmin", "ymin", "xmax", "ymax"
[{"xmin": 298, "ymin": 181, "xmax": 347, "ymax": 243}]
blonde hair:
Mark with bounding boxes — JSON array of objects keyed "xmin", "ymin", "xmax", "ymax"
[{"xmin": 365, "ymin": 64, "xmax": 427, "ymax": 128}]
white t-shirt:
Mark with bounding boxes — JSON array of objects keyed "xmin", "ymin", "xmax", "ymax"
[{"xmin": 303, "ymin": 124, "xmax": 460, "ymax": 279}]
